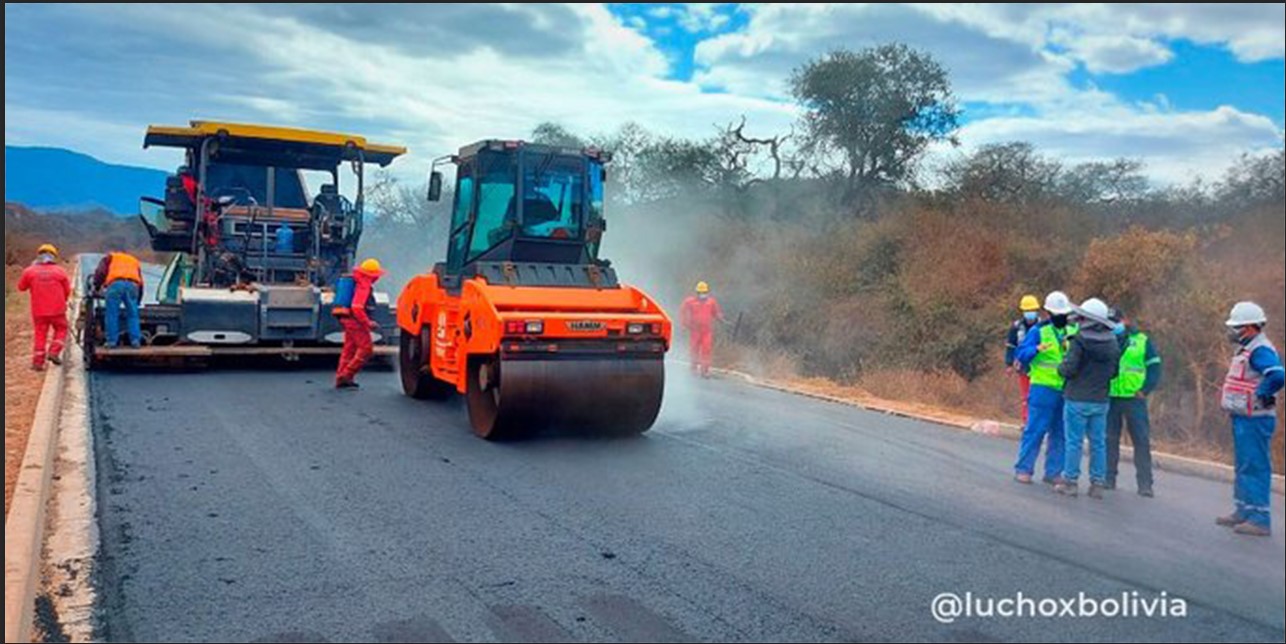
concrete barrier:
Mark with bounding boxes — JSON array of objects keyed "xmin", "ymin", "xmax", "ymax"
[{"xmin": 4, "ymin": 351, "xmax": 68, "ymax": 643}]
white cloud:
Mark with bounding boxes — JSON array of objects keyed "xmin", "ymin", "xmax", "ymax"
[
  {"xmin": 1050, "ymin": 32, "xmax": 1175, "ymax": 75},
  {"xmin": 958, "ymin": 105, "xmax": 1284, "ymax": 184},
  {"xmin": 4, "ymin": 3, "xmax": 794, "ymax": 181},
  {"xmin": 3, "ymin": 2, "xmax": 1282, "ymax": 188}
]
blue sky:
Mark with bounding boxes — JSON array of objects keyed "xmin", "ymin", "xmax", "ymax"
[{"xmin": 5, "ymin": 3, "xmax": 1283, "ymax": 184}]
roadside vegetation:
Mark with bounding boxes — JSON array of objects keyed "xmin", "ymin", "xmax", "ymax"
[{"xmin": 369, "ymin": 44, "xmax": 1283, "ymax": 469}]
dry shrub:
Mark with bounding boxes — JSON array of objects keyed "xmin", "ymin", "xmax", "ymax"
[{"xmin": 1075, "ymin": 227, "xmax": 1197, "ymax": 312}]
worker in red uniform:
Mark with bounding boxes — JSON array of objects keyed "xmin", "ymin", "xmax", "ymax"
[
  {"xmin": 680, "ymin": 281, "xmax": 727, "ymax": 378},
  {"xmin": 17, "ymin": 244, "xmax": 73, "ymax": 370},
  {"xmin": 334, "ymin": 259, "xmax": 385, "ymax": 389}
]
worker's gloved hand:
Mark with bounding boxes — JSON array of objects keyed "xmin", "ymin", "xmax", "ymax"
[
  {"xmin": 1258, "ymin": 395, "xmax": 1277, "ymax": 410},
  {"xmin": 369, "ymin": 321, "xmax": 382, "ymax": 332}
]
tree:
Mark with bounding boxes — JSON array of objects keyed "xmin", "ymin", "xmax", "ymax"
[
  {"xmin": 1219, "ymin": 149, "xmax": 1285, "ymax": 209},
  {"xmin": 1059, "ymin": 158, "xmax": 1149, "ymax": 206},
  {"xmin": 945, "ymin": 142, "xmax": 1063, "ymax": 205},
  {"xmin": 530, "ymin": 122, "xmax": 587, "ymax": 149},
  {"xmin": 790, "ymin": 44, "xmax": 960, "ymax": 211}
]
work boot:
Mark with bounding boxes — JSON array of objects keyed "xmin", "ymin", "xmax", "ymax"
[
  {"xmin": 1014, "ymin": 473, "xmax": 1034, "ymax": 485},
  {"xmin": 1216, "ymin": 514, "xmax": 1248, "ymax": 528},
  {"xmin": 32, "ymin": 363, "xmax": 46, "ymax": 372},
  {"xmin": 1055, "ymin": 482, "xmax": 1079, "ymax": 498},
  {"xmin": 1043, "ymin": 476, "xmax": 1066, "ymax": 487},
  {"xmin": 1088, "ymin": 484, "xmax": 1106, "ymax": 500},
  {"xmin": 335, "ymin": 380, "xmax": 361, "ymax": 390},
  {"xmin": 1233, "ymin": 523, "xmax": 1272, "ymax": 538},
  {"xmin": 1138, "ymin": 488, "xmax": 1155, "ymax": 499},
  {"xmin": 48, "ymin": 355, "xmax": 63, "ymax": 367},
  {"xmin": 1102, "ymin": 480, "xmax": 1117, "ymax": 492}
]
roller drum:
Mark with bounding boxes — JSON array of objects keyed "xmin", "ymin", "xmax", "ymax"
[{"xmin": 467, "ymin": 357, "xmax": 665, "ymax": 441}]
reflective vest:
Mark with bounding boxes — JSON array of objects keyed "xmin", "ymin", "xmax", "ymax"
[
  {"xmin": 1222, "ymin": 334, "xmax": 1279, "ymax": 418},
  {"xmin": 106, "ymin": 253, "xmax": 143, "ymax": 287},
  {"xmin": 1029, "ymin": 323, "xmax": 1075, "ymax": 391},
  {"xmin": 1111, "ymin": 332, "xmax": 1153, "ymax": 399}
]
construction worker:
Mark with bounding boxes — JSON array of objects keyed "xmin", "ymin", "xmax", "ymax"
[
  {"xmin": 1013, "ymin": 291, "xmax": 1075, "ymax": 486},
  {"xmin": 680, "ymin": 281, "xmax": 726, "ymax": 378},
  {"xmin": 17, "ymin": 244, "xmax": 72, "ymax": 370},
  {"xmin": 92, "ymin": 251, "xmax": 144, "ymax": 349},
  {"xmin": 1054, "ymin": 298, "xmax": 1121, "ymax": 500},
  {"xmin": 1216, "ymin": 302, "xmax": 1283, "ymax": 538},
  {"xmin": 334, "ymin": 259, "xmax": 385, "ymax": 389},
  {"xmin": 1106, "ymin": 308, "xmax": 1162, "ymax": 497},
  {"xmin": 1006, "ymin": 295, "xmax": 1043, "ymax": 422}
]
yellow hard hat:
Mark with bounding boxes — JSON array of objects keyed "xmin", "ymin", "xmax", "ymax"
[
  {"xmin": 359, "ymin": 259, "xmax": 384, "ymax": 274},
  {"xmin": 37, "ymin": 243, "xmax": 59, "ymax": 257},
  {"xmin": 696, "ymin": 281, "xmax": 711, "ymax": 295},
  {"xmin": 1020, "ymin": 295, "xmax": 1041, "ymax": 312}
]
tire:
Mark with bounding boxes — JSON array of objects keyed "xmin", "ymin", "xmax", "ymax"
[{"xmin": 399, "ymin": 327, "xmax": 454, "ymax": 401}]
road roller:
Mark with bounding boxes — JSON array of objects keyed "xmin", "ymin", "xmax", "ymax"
[{"xmin": 397, "ymin": 140, "xmax": 672, "ymax": 440}]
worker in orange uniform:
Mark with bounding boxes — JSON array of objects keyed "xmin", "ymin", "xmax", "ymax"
[
  {"xmin": 17, "ymin": 244, "xmax": 73, "ymax": 370},
  {"xmin": 334, "ymin": 259, "xmax": 385, "ymax": 390},
  {"xmin": 92, "ymin": 250, "xmax": 145, "ymax": 349},
  {"xmin": 680, "ymin": 281, "xmax": 727, "ymax": 378}
]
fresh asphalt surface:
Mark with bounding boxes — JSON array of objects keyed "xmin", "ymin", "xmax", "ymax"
[{"xmin": 90, "ymin": 364, "xmax": 1284, "ymax": 643}]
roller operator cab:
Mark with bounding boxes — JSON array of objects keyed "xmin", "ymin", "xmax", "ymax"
[
  {"xmin": 397, "ymin": 141, "xmax": 672, "ymax": 440},
  {"xmin": 83, "ymin": 122, "xmax": 406, "ymax": 366}
]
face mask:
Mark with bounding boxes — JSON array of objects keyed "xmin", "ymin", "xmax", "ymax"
[
  {"xmin": 1229, "ymin": 328, "xmax": 1253, "ymax": 345},
  {"xmin": 1024, "ymin": 312, "xmax": 1039, "ymax": 324},
  {"xmin": 1051, "ymin": 315, "xmax": 1070, "ymax": 329},
  {"xmin": 698, "ymin": 294, "xmax": 709, "ymax": 301}
]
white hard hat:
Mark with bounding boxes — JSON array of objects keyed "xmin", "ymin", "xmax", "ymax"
[
  {"xmin": 1226, "ymin": 302, "xmax": 1268, "ymax": 328},
  {"xmin": 1077, "ymin": 298, "xmax": 1111, "ymax": 322},
  {"xmin": 1044, "ymin": 291, "xmax": 1074, "ymax": 316}
]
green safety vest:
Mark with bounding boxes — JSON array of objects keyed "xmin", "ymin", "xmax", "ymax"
[
  {"xmin": 1111, "ymin": 332, "xmax": 1157, "ymax": 399},
  {"xmin": 1029, "ymin": 324, "xmax": 1076, "ymax": 391}
]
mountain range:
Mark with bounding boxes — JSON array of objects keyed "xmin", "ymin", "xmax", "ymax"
[{"xmin": 5, "ymin": 146, "xmax": 169, "ymax": 216}]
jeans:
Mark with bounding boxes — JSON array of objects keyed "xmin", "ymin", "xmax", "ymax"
[
  {"xmin": 1064, "ymin": 400, "xmax": 1110, "ymax": 486},
  {"xmin": 1231, "ymin": 415, "xmax": 1276, "ymax": 531},
  {"xmin": 1015, "ymin": 385, "xmax": 1065, "ymax": 480},
  {"xmin": 105, "ymin": 280, "xmax": 142, "ymax": 348},
  {"xmin": 1107, "ymin": 397, "xmax": 1154, "ymax": 490}
]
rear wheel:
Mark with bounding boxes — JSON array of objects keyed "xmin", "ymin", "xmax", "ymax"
[{"xmin": 400, "ymin": 327, "xmax": 454, "ymax": 400}]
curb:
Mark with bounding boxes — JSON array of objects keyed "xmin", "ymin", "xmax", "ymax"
[
  {"xmin": 4, "ymin": 349, "xmax": 68, "ymax": 643},
  {"xmin": 712, "ymin": 366, "xmax": 1285, "ymax": 497}
]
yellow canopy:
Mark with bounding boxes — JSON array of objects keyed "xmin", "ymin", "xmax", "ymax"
[{"xmin": 144, "ymin": 121, "xmax": 407, "ymax": 168}]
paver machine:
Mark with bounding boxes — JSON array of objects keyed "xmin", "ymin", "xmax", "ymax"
[
  {"xmin": 398, "ymin": 141, "xmax": 672, "ymax": 440},
  {"xmin": 83, "ymin": 122, "xmax": 405, "ymax": 366}
]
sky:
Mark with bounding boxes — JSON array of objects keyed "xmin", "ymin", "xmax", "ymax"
[{"xmin": 5, "ymin": 3, "xmax": 1284, "ymax": 185}]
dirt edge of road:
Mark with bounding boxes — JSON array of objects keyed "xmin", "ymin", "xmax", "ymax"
[
  {"xmin": 713, "ymin": 367, "xmax": 1286, "ymax": 497},
  {"xmin": 5, "ymin": 266, "xmax": 45, "ymax": 521}
]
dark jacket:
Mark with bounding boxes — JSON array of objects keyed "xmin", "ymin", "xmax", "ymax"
[
  {"xmin": 1005, "ymin": 318, "xmax": 1038, "ymax": 369},
  {"xmin": 1059, "ymin": 323, "xmax": 1122, "ymax": 403}
]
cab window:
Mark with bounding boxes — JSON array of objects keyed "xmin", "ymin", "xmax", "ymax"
[
  {"xmin": 468, "ymin": 151, "xmax": 516, "ymax": 261},
  {"xmin": 520, "ymin": 154, "xmax": 585, "ymax": 241}
]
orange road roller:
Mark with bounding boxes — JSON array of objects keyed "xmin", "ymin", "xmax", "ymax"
[{"xmin": 397, "ymin": 141, "xmax": 672, "ymax": 440}]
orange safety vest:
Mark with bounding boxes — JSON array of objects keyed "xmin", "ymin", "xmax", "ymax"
[{"xmin": 106, "ymin": 253, "xmax": 144, "ymax": 287}]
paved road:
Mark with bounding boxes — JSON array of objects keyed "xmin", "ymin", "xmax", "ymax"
[{"xmin": 90, "ymin": 366, "xmax": 1284, "ymax": 643}]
